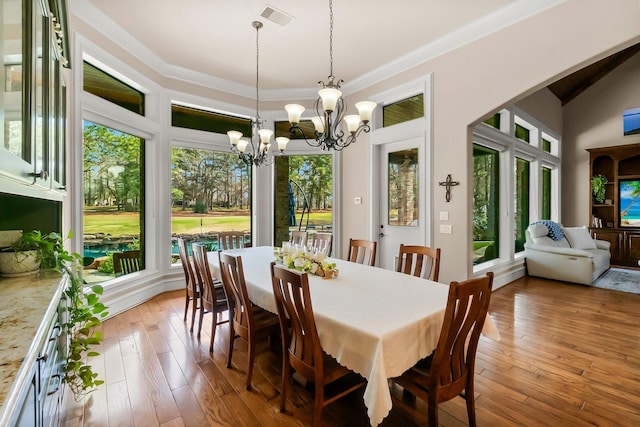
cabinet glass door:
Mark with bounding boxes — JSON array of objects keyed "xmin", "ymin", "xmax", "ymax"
[{"xmin": 2, "ymin": 0, "xmax": 24, "ymax": 160}]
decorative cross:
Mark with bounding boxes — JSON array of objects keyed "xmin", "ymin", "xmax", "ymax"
[{"xmin": 438, "ymin": 174, "xmax": 460, "ymax": 202}]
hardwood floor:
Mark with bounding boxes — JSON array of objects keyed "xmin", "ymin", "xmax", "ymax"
[{"xmin": 61, "ymin": 276, "xmax": 640, "ymax": 426}]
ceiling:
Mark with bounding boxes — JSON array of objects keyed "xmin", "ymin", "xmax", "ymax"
[
  {"xmin": 74, "ymin": 0, "xmax": 516, "ymax": 93},
  {"xmin": 72, "ymin": 1, "xmax": 637, "ymax": 104}
]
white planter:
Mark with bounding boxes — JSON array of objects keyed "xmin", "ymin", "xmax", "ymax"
[{"xmin": 0, "ymin": 250, "xmax": 41, "ymax": 277}]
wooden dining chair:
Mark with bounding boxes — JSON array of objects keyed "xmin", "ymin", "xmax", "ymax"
[
  {"xmin": 270, "ymin": 262, "xmax": 366, "ymax": 427},
  {"xmin": 289, "ymin": 230, "xmax": 308, "ymax": 247},
  {"xmin": 177, "ymin": 238, "xmax": 201, "ymax": 332},
  {"xmin": 218, "ymin": 252, "xmax": 280, "ymax": 390},
  {"xmin": 310, "ymin": 232, "xmax": 332, "ymax": 256},
  {"xmin": 396, "ymin": 244, "xmax": 441, "ymax": 281},
  {"xmin": 393, "ymin": 272, "xmax": 494, "ymax": 427},
  {"xmin": 113, "ymin": 250, "xmax": 141, "ymax": 276},
  {"xmin": 347, "ymin": 238, "xmax": 377, "ymax": 266},
  {"xmin": 191, "ymin": 243, "xmax": 230, "ymax": 353},
  {"xmin": 218, "ymin": 231, "xmax": 246, "ymax": 250}
]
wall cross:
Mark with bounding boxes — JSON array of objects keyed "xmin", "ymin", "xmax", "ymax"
[{"xmin": 438, "ymin": 174, "xmax": 460, "ymax": 202}]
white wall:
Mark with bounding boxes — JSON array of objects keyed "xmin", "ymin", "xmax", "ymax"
[
  {"xmin": 340, "ymin": 0, "xmax": 640, "ymax": 283},
  {"xmin": 563, "ymin": 51, "xmax": 640, "ymax": 228}
]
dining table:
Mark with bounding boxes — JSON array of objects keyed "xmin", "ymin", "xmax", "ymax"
[{"xmin": 207, "ymin": 246, "xmax": 499, "ymax": 427}]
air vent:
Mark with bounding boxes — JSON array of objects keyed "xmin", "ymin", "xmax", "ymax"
[{"xmin": 259, "ymin": 5, "xmax": 293, "ymax": 27}]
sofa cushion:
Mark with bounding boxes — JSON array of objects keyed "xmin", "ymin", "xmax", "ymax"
[
  {"xmin": 563, "ymin": 226, "xmax": 597, "ymax": 250},
  {"xmin": 530, "ymin": 235, "xmax": 571, "ymax": 248}
]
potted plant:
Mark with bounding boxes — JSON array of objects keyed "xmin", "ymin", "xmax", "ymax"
[
  {"xmin": 2, "ymin": 230, "xmax": 108, "ymax": 399},
  {"xmin": 591, "ymin": 174, "xmax": 608, "ymax": 204},
  {"xmin": 0, "ymin": 230, "xmax": 49, "ymax": 276}
]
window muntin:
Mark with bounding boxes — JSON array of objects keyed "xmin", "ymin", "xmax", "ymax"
[
  {"xmin": 383, "ymin": 94, "xmax": 424, "ymax": 127},
  {"xmin": 83, "ymin": 121, "xmax": 145, "ymax": 282},
  {"xmin": 514, "ymin": 157, "xmax": 530, "ymax": 253},
  {"xmin": 83, "ymin": 61, "xmax": 145, "ymax": 115},
  {"xmin": 170, "ymin": 146, "xmax": 251, "ymax": 258},
  {"xmin": 473, "ymin": 144, "xmax": 500, "ymax": 265}
]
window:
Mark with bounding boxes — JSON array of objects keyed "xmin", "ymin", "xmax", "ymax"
[
  {"xmin": 383, "ymin": 94, "xmax": 424, "ymax": 127},
  {"xmin": 83, "ymin": 121, "xmax": 145, "ymax": 283},
  {"xmin": 388, "ymin": 148, "xmax": 418, "ymax": 226},
  {"xmin": 514, "ymin": 123, "xmax": 530, "ymax": 143},
  {"xmin": 171, "ymin": 104, "xmax": 251, "ymax": 135},
  {"xmin": 473, "ymin": 106, "xmax": 560, "ymax": 268},
  {"xmin": 170, "ymin": 146, "xmax": 251, "ymax": 258},
  {"xmin": 514, "ymin": 157, "xmax": 530, "ymax": 253},
  {"xmin": 473, "ymin": 145, "xmax": 499, "ymax": 265},
  {"xmin": 83, "ymin": 61, "xmax": 145, "ymax": 115},
  {"xmin": 542, "ymin": 166, "xmax": 552, "ymax": 220},
  {"xmin": 483, "ymin": 113, "xmax": 501, "ymax": 130}
]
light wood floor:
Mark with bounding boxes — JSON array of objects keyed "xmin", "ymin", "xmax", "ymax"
[{"xmin": 61, "ymin": 276, "xmax": 640, "ymax": 426}]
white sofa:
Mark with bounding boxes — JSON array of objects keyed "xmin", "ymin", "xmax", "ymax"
[{"xmin": 524, "ymin": 222, "xmax": 611, "ymax": 285}]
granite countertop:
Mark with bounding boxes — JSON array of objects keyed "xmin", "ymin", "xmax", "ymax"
[{"xmin": 0, "ymin": 271, "xmax": 66, "ymax": 422}]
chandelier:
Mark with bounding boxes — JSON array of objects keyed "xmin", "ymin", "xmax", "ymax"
[
  {"xmin": 228, "ymin": 21, "xmax": 289, "ymax": 166},
  {"xmin": 284, "ymin": 0, "xmax": 377, "ymax": 151}
]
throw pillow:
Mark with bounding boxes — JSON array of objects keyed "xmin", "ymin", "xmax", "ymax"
[
  {"xmin": 563, "ymin": 226, "xmax": 597, "ymax": 250},
  {"xmin": 528, "ymin": 223, "xmax": 549, "ymax": 238}
]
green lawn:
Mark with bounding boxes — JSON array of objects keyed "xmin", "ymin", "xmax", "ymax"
[{"xmin": 83, "ymin": 209, "xmax": 332, "ymax": 236}]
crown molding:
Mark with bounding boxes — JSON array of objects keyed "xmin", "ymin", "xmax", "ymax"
[{"xmin": 70, "ymin": 0, "xmax": 566, "ymax": 101}]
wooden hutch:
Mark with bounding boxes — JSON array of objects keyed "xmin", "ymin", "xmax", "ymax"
[{"xmin": 588, "ymin": 143, "xmax": 640, "ymax": 267}]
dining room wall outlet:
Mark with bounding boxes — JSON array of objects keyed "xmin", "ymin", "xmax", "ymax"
[
  {"xmin": 354, "ymin": 196, "xmax": 362, "ymax": 204},
  {"xmin": 440, "ymin": 224, "xmax": 452, "ymax": 234},
  {"xmin": 439, "ymin": 211, "xmax": 449, "ymax": 221}
]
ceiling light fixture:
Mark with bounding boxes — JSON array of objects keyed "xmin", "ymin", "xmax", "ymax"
[
  {"xmin": 284, "ymin": 0, "xmax": 376, "ymax": 151},
  {"xmin": 228, "ymin": 21, "xmax": 289, "ymax": 166}
]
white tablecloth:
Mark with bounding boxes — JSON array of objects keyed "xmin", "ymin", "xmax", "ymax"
[{"xmin": 208, "ymin": 246, "xmax": 498, "ymax": 426}]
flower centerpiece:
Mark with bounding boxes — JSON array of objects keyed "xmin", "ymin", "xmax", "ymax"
[{"xmin": 274, "ymin": 246, "xmax": 339, "ymax": 279}]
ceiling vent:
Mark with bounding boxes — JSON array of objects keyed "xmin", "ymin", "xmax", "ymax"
[{"xmin": 259, "ymin": 5, "xmax": 293, "ymax": 27}]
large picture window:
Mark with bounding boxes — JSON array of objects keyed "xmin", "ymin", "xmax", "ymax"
[
  {"xmin": 170, "ymin": 146, "xmax": 251, "ymax": 258},
  {"xmin": 473, "ymin": 145, "xmax": 499, "ymax": 265},
  {"xmin": 82, "ymin": 121, "xmax": 145, "ymax": 283},
  {"xmin": 514, "ymin": 157, "xmax": 530, "ymax": 253}
]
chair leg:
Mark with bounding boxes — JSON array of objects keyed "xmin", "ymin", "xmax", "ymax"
[
  {"xmin": 280, "ymin": 354, "xmax": 290, "ymax": 412},
  {"xmin": 314, "ymin": 380, "xmax": 324, "ymax": 427},
  {"xmin": 183, "ymin": 294, "xmax": 189, "ymax": 321},
  {"xmin": 427, "ymin": 396, "xmax": 438, "ymax": 427},
  {"xmin": 209, "ymin": 312, "xmax": 217, "ymax": 353},
  {"xmin": 197, "ymin": 305, "xmax": 205, "ymax": 338},
  {"xmin": 245, "ymin": 336, "xmax": 255, "ymax": 390},
  {"xmin": 190, "ymin": 295, "xmax": 198, "ymax": 333},
  {"xmin": 227, "ymin": 323, "xmax": 235, "ymax": 369},
  {"xmin": 465, "ymin": 383, "xmax": 477, "ymax": 427}
]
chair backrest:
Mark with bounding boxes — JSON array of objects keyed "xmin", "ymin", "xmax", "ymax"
[
  {"xmin": 270, "ymin": 262, "xmax": 321, "ymax": 381},
  {"xmin": 218, "ymin": 231, "xmax": 246, "ymax": 250},
  {"xmin": 113, "ymin": 250, "xmax": 141, "ymax": 276},
  {"xmin": 218, "ymin": 252, "xmax": 253, "ymax": 337},
  {"xmin": 396, "ymin": 244, "xmax": 441, "ymax": 281},
  {"xmin": 177, "ymin": 237, "xmax": 197, "ymax": 293},
  {"xmin": 347, "ymin": 238, "xmax": 377, "ymax": 266},
  {"xmin": 429, "ymin": 272, "xmax": 493, "ymax": 402},
  {"xmin": 191, "ymin": 243, "xmax": 217, "ymax": 311},
  {"xmin": 310, "ymin": 232, "xmax": 332, "ymax": 256},
  {"xmin": 289, "ymin": 230, "xmax": 308, "ymax": 247}
]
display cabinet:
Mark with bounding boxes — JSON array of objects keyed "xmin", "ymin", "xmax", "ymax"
[
  {"xmin": 0, "ymin": 0, "xmax": 70, "ymax": 200},
  {"xmin": 588, "ymin": 143, "xmax": 640, "ymax": 267}
]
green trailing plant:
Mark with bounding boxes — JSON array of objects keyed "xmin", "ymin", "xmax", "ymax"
[
  {"xmin": 591, "ymin": 174, "xmax": 608, "ymax": 204},
  {"xmin": 23, "ymin": 230, "xmax": 109, "ymax": 399}
]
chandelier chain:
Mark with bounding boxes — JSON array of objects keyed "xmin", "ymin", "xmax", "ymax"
[
  {"xmin": 255, "ymin": 21, "xmax": 260, "ymax": 119},
  {"xmin": 328, "ymin": 0, "xmax": 334, "ymax": 80}
]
